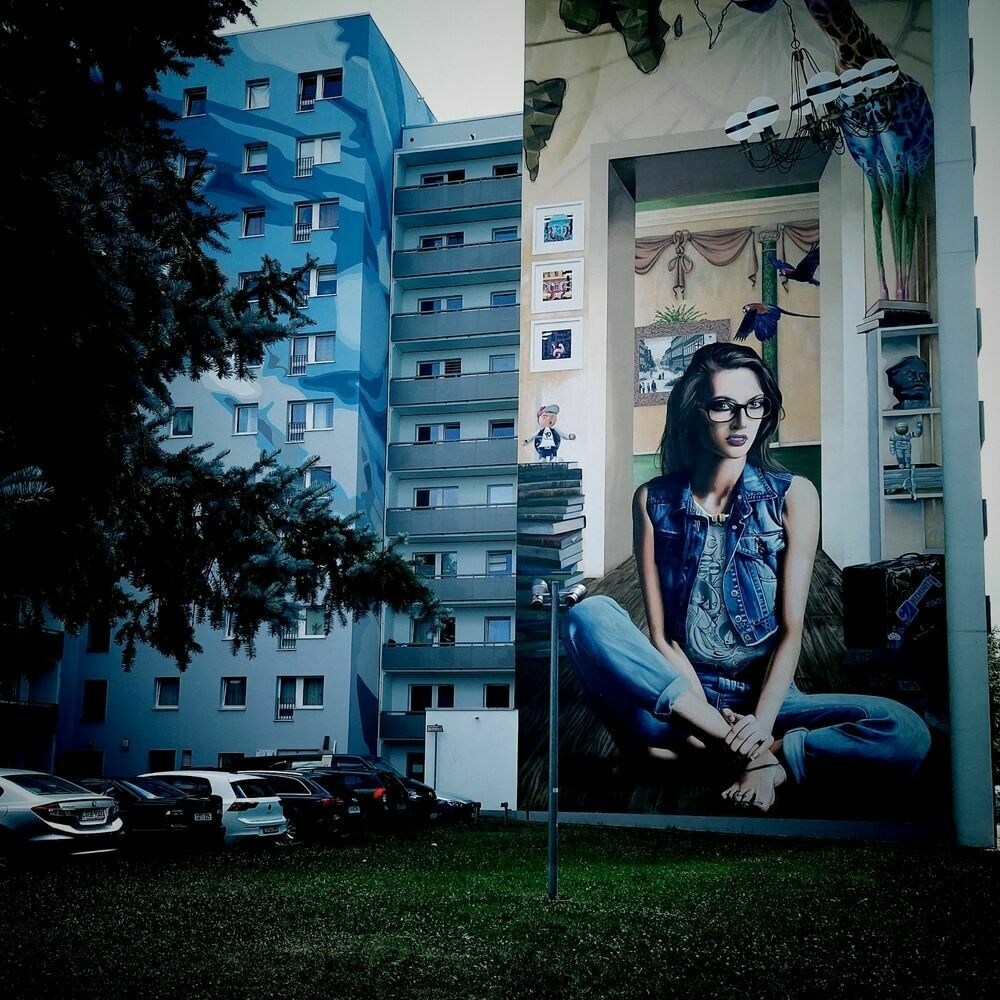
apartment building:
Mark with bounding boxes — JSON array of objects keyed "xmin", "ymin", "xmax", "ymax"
[
  {"xmin": 379, "ymin": 116, "xmax": 522, "ymax": 797},
  {"xmin": 53, "ymin": 17, "xmax": 434, "ymax": 776}
]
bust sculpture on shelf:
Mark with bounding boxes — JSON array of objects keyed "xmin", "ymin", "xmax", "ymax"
[{"xmin": 886, "ymin": 355, "xmax": 931, "ymax": 409}]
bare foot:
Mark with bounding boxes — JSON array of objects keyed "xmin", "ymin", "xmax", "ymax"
[{"xmin": 721, "ymin": 749, "xmax": 786, "ymax": 813}]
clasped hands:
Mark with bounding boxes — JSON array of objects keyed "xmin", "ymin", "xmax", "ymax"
[{"xmin": 721, "ymin": 708, "xmax": 773, "ymax": 761}]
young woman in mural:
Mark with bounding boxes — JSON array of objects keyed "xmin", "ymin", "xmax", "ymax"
[{"xmin": 563, "ymin": 342, "xmax": 930, "ymax": 812}]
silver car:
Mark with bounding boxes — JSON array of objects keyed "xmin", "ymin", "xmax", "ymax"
[{"xmin": 0, "ymin": 769, "xmax": 124, "ymax": 861}]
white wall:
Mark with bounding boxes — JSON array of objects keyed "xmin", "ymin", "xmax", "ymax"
[{"xmin": 424, "ymin": 708, "xmax": 518, "ymax": 809}]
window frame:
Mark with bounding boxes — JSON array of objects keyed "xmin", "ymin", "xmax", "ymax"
[
  {"xmin": 277, "ymin": 675, "xmax": 325, "ymax": 711},
  {"xmin": 490, "ymin": 289, "xmax": 517, "ymax": 307},
  {"xmin": 486, "ymin": 550, "xmax": 514, "ymax": 576},
  {"xmin": 418, "ymin": 295, "xmax": 463, "ymax": 313},
  {"xmin": 484, "ymin": 683, "xmax": 512, "ymax": 709},
  {"xmin": 492, "ymin": 163, "xmax": 519, "ymax": 178},
  {"xmin": 246, "ymin": 78, "xmax": 270, "ymax": 110},
  {"xmin": 412, "ymin": 551, "xmax": 458, "ymax": 578},
  {"xmin": 420, "ymin": 169, "xmax": 465, "ymax": 186},
  {"xmin": 488, "ymin": 418, "xmax": 516, "ymax": 440},
  {"xmin": 154, "ymin": 676, "xmax": 180, "ymax": 710},
  {"xmin": 492, "ymin": 226, "xmax": 518, "ymax": 243},
  {"xmin": 182, "ymin": 87, "xmax": 207, "ymax": 118},
  {"xmin": 81, "ymin": 679, "xmax": 108, "ymax": 723},
  {"xmin": 415, "ymin": 422, "xmax": 461, "ymax": 443},
  {"xmin": 485, "ymin": 616, "xmax": 513, "ymax": 644},
  {"xmin": 487, "ymin": 483, "xmax": 515, "ymax": 506},
  {"xmin": 241, "ymin": 207, "xmax": 265, "ymax": 238},
  {"xmin": 220, "ymin": 676, "xmax": 248, "ymax": 710},
  {"xmin": 489, "ymin": 354, "xmax": 517, "ymax": 373},
  {"xmin": 420, "ymin": 231, "xmax": 464, "ymax": 250},
  {"xmin": 298, "ymin": 69, "xmax": 343, "ymax": 111},
  {"xmin": 413, "ymin": 486, "xmax": 459, "ymax": 509},
  {"xmin": 170, "ymin": 407, "xmax": 194, "ymax": 438},
  {"xmin": 244, "ymin": 143, "xmax": 268, "ymax": 174},
  {"xmin": 233, "ymin": 403, "xmax": 258, "ymax": 436}
]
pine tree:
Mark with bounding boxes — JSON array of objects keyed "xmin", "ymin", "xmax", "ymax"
[{"xmin": 0, "ymin": 1, "xmax": 436, "ymax": 668}]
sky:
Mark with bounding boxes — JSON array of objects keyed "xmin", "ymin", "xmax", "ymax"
[{"xmin": 232, "ymin": 0, "xmax": 525, "ymax": 122}]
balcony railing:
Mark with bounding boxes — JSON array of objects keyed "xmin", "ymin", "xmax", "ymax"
[
  {"xmin": 395, "ymin": 174, "xmax": 521, "ymax": 215},
  {"xmin": 287, "ymin": 421, "xmax": 306, "ymax": 443},
  {"xmin": 295, "ymin": 156, "xmax": 314, "ymax": 178},
  {"xmin": 385, "ymin": 503, "xmax": 516, "ymax": 537},
  {"xmin": 298, "ymin": 96, "xmax": 316, "ymax": 113},
  {"xmin": 278, "ymin": 629, "xmax": 298, "ymax": 651},
  {"xmin": 379, "ymin": 710, "xmax": 429, "ymax": 741},
  {"xmin": 381, "ymin": 640, "xmax": 515, "ymax": 672},
  {"xmin": 413, "ymin": 572, "xmax": 516, "ymax": 603},
  {"xmin": 388, "ymin": 436, "xmax": 517, "ymax": 472},
  {"xmin": 292, "ymin": 222, "xmax": 312, "ymax": 243},
  {"xmin": 391, "ymin": 303, "xmax": 519, "ymax": 342},
  {"xmin": 276, "ymin": 699, "xmax": 295, "ymax": 720},
  {"xmin": 393, "ymin": 239, "xmax": 520, "ymax": 279},
  {"xmin": 289, "ymin": 354, "xmax": 308, "ymax": 376},
  {"xmin": 389, "ymin": 370, "xmax": 519, "ymax": 407}
]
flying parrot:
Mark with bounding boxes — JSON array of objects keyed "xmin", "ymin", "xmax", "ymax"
[
  {"xmin": 772, "ymin": 243, "xmax": 820, "ymax": 285},
  {"xmin": 735, "ymin": 303, "xmax": 820, "ymax": 343}
]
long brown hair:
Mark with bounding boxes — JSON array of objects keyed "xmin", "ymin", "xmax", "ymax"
[{"xmin": 658, "ymin": 341, "xmax": 784, "ymax": 475}]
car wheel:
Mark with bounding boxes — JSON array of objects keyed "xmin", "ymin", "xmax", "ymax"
[{"xmin": 281, "ymin": 815, "xmax": 300, "ymax": 845}]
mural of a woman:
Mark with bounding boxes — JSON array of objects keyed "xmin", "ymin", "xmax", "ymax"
[{"xmin": 563, "ymin": 342, "xmax": 931, "ymax": 812}]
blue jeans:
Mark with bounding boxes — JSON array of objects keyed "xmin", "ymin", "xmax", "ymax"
[{"xmin": 562, "ymin": 596, "xmax": 931, "ymax": 783}]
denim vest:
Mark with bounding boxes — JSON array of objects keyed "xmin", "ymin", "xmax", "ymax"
[{"xmin": 645, "ymin": 464, "xmax": 793, "ymax": 649}]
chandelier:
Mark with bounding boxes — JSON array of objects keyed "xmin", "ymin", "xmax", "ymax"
[{"xmin": 722, "ymin": 2, "xmax": 901, "ymax": 173}]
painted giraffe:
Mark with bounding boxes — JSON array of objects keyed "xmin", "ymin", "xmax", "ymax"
[{"xmin": 735, "ymin": 0, "xmax": 934, "ymax": 300}]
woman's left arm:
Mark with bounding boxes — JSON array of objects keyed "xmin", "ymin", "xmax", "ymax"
[{"xmin": 751, "ymin": 475, "xmax": 820, "ymax": 735}]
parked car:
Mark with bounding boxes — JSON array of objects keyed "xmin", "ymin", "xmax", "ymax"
[
  {"xmin": 238, "ymin": 770, "xmax": 364, "ymax": 843},
  {"xmin": 433, "ymin": 790, "xmax": 481, "ymax": 823},
  {"xmin": 77, "ymin": 776, "xmax": 222, "ymax": 845},
  {"xmin": 300, "ymin": 769, "xmax": 409, "ymax": 830},
  {"xmin": 0, "ymin": 768, "xmax": 123, "ymax": 863},
  {"xmin": 142, "ymin": 770, "xmax": 285, "ymax": 845}
]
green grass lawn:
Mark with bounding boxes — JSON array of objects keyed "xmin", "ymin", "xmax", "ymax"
[{"xmin": 2, "ymin": 821, "xmax": 998, "ymax": 999}]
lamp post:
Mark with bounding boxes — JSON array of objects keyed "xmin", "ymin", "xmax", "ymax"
[{"xmin": 531, "ymin": 578, "xmax": 588, "ymax": 901}]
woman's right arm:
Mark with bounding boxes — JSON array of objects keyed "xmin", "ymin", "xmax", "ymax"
[{"xmin": 633, "ymin": 485, "xmax": 706, "ymax": 699}]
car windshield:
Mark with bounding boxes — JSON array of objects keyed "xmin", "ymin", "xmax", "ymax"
[
  {"xmin": 118, "ymin": 778, "xmax": 185, "ymax": 799},
  {"xmin": 6, "ymin": 773, "xmax": 90, "ymax": 796}
]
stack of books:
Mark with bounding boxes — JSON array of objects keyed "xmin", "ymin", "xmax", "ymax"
[
  {"xmin": 855, "ymin": 299, "xmax": 932, "ymax": 334},
  {"xmin": 515, "ymin": 462, "xmax": 586, "ymax": 658}
]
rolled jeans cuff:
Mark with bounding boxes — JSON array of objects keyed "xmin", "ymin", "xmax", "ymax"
[
  {"xmin": 653, "ymin": 674, "xmax": 693, "ymax": 718},
  {"xmin": 781, "ymin": 726, "xmax": 808, "ymax": 783}
]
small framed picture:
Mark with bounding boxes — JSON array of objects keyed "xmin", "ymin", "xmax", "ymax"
[
  {"xmin": 533, "ymin": 201, "xmax": 585, "ymax": 255},
  {"xmin": 532, "ymin": 258, "xmax": 584, "ymax": 313},
  {"xmin": 531, "ymin": 319, "xmax": 583, "ymax": 372}
]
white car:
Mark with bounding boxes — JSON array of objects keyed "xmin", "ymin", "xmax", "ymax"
[
  {"xmin": 0, "ymin": 769, "xmax": 124, "ymax": 861},
  {"xmin": 141, "ymin": 770, "xmax": 286, "ymax": 845}
]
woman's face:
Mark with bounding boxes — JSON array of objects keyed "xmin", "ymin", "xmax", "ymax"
[{"xmin": 698, "ymin": 367, "xmax": 767, "ymax": 462}]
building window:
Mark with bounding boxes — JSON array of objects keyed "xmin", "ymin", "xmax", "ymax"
[
  {"xmin": 413, "ymin": 486, "xmax": 458, "ymax": 509},
  {"xmin": 86, "ymin": 617, "xmax": 111, "ymax": 652},
  {"xmin": 293, "ymin": 200, "xmax": 339, "ymax": 241},
  {"xmin": 81, "ymin": 680, "xmax": 107, "ymax": 722},
  {"xmin": 289, "ymin": 334, "xmax": 335, "ymax": 373},
  {"xmin": 244, "ymin": 143, "xmax": 268, "ymax": 173},
  {"xmin": 409, "ymin": 683, "xmax": 454, "ymax": 711},
  {"xmin": 179, "ymin": 149, "xmax": 206, "ymax": 180},
  {"xmin": 489, "ymin": 419, "xmax": 515, "ymax": 439},
  {"xmin": 239, "ymin": 273, "xmax": 261, "ymax": 302},
  {"xmin": 295, "ymin": 134, "xmax": 341, "ymax": 177},
  {"xmin": 148, "ymin": 749, "xmax": 176, "ymax": 771},
  {"xmin": 418, "ymin": 296, "xmax": 463, "ymax": 313},
  {"xmin": 296, "ymin": 465, "xmax": 332, "ymax": 491},
  {"xmin": 485, "ymin": 617, "xmax": 513, "ymax": 643},
  {"xmin": 300, "ymin": 265, "xmax": 338, "ymax": 299},
  {"xmin": 420, "ymin": 232, "xmax": 463, "ymax": 250},
  {"xmin": 416, "ymin": 358, "xmax": 461, "ymax": 378},
  {"xmin": 487, "ymin": 483, "xmax": 515, "ymax": 505},
  {"xmin": 486, "ymin": 550, "xmax": 513, "ymax": 575},
  {"xmin": 298, "ymin": 69, "xmax": 343, "ymax": 111},
  {"xmin": 492, "ymin": 163, "xmax": 519, "ymax": 177},
  {"xmin": 490, "ymin": 354, "xmax": 517, "ymax": 373},
  {"xmin": 224, "ymin": 611, "xmax": 237, "ymax": 640},
  {"xmin": 412, "ymin": 615, "xmax": 456, "ymax": 645},
  {"xmin": 241, "ymin": 208, "xmax": 264, "ymax": 238},
  {"xmin": 412, "ymin": 552, "xmax": 458, "ymax": 578},
  {"xmin": 491, "ymin": 289, "xmax": 517, "ymax": 307},
  {"xmin": 287, "ymin": 400, "xmax": 335, "ymax": 441},
  {"xmin": 492, "ymin": 226, "xmax": 518, "ymax": 242},
  {"xmin": 276, "ymin": 676, "xmax": 324, "ymax": 719},
  {"xmin": 246, "ymin": 78, "xmax": 270, "ymax": 109},
  {"xmin": 300, "ymin": 607, "xmax": 327, "ymax": 638},
  {"xmin": 234, "ymin": 404, "xmax": 258, "ymax": 436},
  {"xmin": 221, "ymin": 677, "xmax": 247, "ymax": 709},
  {"xmin": 484, "ymin": 683, "xmax": 512, "ymax": 708},
  {"xmin": 415, "ymin": 422, "xmax": 460, "ymax": 443},
  {"xmin": 170, "ymin": 407, "xmax": 193, "ymax": 438},
  {"xmin": 420, "ymin": 169, "xmax": 465, "ymax": 185},
  {"xmin": 155, "ymin": 676, "xmax": 180, "ymax": 709},
  {"xmin": 183, "ymin": 87, "xmax": 207, "ymax": 117}
]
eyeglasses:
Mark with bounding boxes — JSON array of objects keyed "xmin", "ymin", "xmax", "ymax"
[{"xmin": 702, "ymin": 395, "xmax": 772, "ymax": 423}]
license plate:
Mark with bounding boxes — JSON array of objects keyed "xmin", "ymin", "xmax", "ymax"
[
  {"xmin": 262, "ymin": 824, "xmax": 280, "ymax": 835},
  {"xmin": 348, "ymin": 806, "xmax": 361, "ymax": 814},
  {"xmin": 193, "ymin": 813, "xmax": 213, "ymax": 822},
  {"xmin": 80, "ymin": 809, "xmax": 106, "ymax": 822}
]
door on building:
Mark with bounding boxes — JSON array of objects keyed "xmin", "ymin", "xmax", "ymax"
[
  {"xmin": 406, "ymin": 752, "xmax": 426, "ymax": 781},
  {"xmin": 147, "ymin": 748, "xmax": 176, "ymax": 772}
]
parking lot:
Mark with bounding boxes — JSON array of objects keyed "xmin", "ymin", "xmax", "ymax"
[{"xmin": 2, "ymin": 821, "xmax": 999, "ymax": 1000}]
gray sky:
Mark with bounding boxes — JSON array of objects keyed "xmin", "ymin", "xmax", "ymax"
[{"xmin": 233, "ymin": 1, "xmax": 524, "ymax": 122}]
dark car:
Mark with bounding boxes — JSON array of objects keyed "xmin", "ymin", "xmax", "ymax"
[
  {"xmin": 433, "ymin": 790, "xmax": 481, "ymax": 823},
  {"xmin": 301, "ymin": 769, "xmax": 409, "ymax": 830},
  {"xmin": 77, "ymin": 777, "xmax": 222, "ymax": 846},
  {"xmin": 239, "ymin": 770, "xmax": 364, "ymax": 843}
]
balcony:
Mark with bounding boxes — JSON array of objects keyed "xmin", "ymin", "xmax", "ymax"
[
  {"xmin": 379, "ymin": 711, "xmax": 428, "ymax": 741},
  {"xmin": 393, "ymin": 240, "xmax": 520, "ymax": 286},
  {"xmin": 1, "ymin": 625, "xmax": 64, "ymax": 667},
  {"xmin": 391, "ymin": 303, "xmax": 519, "ymax": 344},
  {"xmin": 0, "ymin": 698, "xmax": 58, "ymax": 732},
  {"xmin": 386, "ymin": 503, "xmax": 516, "ymax": 538},
  {"xmin": 416, "ymin": 573, "xmax": 516, "ymax": 603},
  {"xmin": 381, "ymin": 641, "xmax": 515, "ymax": 673},
  {"xmin": 390, "ymin": 370, "xmax": 518, "ymax": 409},
  {"xmin": 388, "ymin": 437, "xmax": 517, "ymax": 472},
  {"xmin": 395, "ymin": 174, "xmax": 521, "ymax": 216}
]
